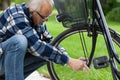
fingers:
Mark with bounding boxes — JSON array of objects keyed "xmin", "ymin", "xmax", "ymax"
[
  {"xmin": 68, "ymin": 57, "xmax": 90, "ymax": 71},
  {"xmin": 78, "ymin": 63, "xmax": 90, "ymax": 72},
  {"xmin": 79, "ymin": 59, "xmax": 90, "ymax": 72},
  {"xmin": 79, "ymin": 57, "xmax": 87, "ymax": 61},
  {"xmin": 83, "ymin": 63, "xmax": 90, "ymax": 72}
]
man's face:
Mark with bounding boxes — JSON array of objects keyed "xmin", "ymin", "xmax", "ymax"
[{"xmin": 31, "ymin": 2, "xmax": 52, "ymax": 25}]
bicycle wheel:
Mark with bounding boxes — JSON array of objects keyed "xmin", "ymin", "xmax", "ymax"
[
  {"xmin": 47, "ymin": 25, "xmax": 120, "ymax": 80},
  {"xmin": 109, "ymin": 28, "xmax": 120, "ymax": 80}
]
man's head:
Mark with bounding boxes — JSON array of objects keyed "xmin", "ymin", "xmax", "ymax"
[{"xmin": 26, "ymin": 0, "xmax": 54, "ymax": 25}]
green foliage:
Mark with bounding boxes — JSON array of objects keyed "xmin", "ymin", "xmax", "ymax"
[
  {"xmin": 106, "ymin": 7, "xmax": 120, "ymax": 22},
  {"xmin": 13, "ymin": 0, "xmax": 26, "ymax": 3},
  {"xmin": 117, "ymin": 0, "xmax": 120, "ymax": 2},
  {"xmin": 101, "ymin": 0, "xmax": 117, "ymax": 15}
]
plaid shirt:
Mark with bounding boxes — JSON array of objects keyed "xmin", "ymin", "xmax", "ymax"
[{"xmin": 0, "ymin": 3, "xmax": 69, "ymax": 65}]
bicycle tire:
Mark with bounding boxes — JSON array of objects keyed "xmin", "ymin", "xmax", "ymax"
[{"xmin": 47, "ymin": 25, "xmax": 120, "ymax": 80}]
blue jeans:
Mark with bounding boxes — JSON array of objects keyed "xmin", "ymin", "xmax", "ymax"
[{"xmin": 0, "ymin": 35, "xmax": 47, "ymax": 80}]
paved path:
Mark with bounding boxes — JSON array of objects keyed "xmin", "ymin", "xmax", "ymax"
[{"xmin": 25, "ymin": 71, "xmax": 50, "ymax": 80}]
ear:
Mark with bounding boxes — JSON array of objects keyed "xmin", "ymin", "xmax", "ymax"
[{"xmin": 29, "ymin": 8, "xmax": 34, "ymax": 14}]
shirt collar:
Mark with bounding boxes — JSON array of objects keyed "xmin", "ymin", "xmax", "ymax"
[{"xmin": 21, "ymin": 3, "xmax": 35, "ymax": 26}]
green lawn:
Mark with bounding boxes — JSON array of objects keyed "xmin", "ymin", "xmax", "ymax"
[
  {"xmin": 38, "ymin": 15, "xmax": 120, "ymax": 80},
  {"xmin": 0, "ymin": 1, "xmax": 120, "ymax": 80}
]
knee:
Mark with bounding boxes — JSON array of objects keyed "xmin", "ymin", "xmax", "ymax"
[
  {"xmin": 13, "ymin": 35, "xmax": 28, "ymax": 48},
  {"xmin": 2, "ymin": 35, "xmax": 28, "ymax": 55},
  {"xmin": 14, "ymin": 35, "xmax": 28, "ymax": 46}
]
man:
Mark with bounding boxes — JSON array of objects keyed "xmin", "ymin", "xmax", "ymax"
[{"xmin": 0, "ymin": 0, "xmax": 90, "ymax": 80}]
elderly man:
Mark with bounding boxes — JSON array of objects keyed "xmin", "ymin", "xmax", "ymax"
[{"xmin": 0, "ymin": 0, "xmax": 89, "ymax": 80}]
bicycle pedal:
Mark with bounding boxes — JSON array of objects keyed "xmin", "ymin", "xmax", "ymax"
[{"xmin": 93, "ymin": 56, "xmax": 109, "ymax": 69}]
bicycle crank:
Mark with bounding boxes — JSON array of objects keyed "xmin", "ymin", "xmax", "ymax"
[{"xmin": 93, "ymin": 56, "xmax": 109, "ymax": 69}]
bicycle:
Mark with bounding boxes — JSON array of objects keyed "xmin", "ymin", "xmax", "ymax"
[{"xmin": 47, "ymin": 0, "xmax": 120, "ymax": 80}]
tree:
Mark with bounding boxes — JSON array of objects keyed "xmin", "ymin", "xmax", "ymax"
[
  {"xmin": 0, "ymin": 0, "xmax": 10, "ymax": 10},
  {"xmin": 0, "ymin": 0, "xmax": 25, "ymax": 10},
  {"xmin": 100, "ymin": 0, "xmax": 117, "ymax": 15}
]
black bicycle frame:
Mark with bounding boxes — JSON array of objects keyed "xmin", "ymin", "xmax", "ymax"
[{"xmin": 92, "ymin": 0, "xmax": 120, "ymax": 79}]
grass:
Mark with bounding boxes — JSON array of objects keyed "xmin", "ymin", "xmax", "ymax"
[
  {"xmin": 37, "ymin": 15, "xmax": 120, "ymax": 80},
  {"xmin": 0, "ymin": 1, "xmax": 119, "ymax": 80}
]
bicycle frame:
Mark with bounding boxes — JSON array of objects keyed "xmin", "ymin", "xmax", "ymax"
[
  {"xmin": 91, "ymin": 0, "xmax": 120, "ymax": 79},
  {"xmin": 47, "ymin": 0, "xmax": 120, "ymax": 80}
]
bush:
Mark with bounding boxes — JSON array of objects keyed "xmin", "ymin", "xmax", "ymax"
[{"xmin": 106, "ymin": 7, "xmax": 120, "ymax": 22}]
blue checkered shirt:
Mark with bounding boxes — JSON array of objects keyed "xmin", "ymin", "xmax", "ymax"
[{"xmin": 0, "ymin": 3, "xmax": 69, "ymax": 65}]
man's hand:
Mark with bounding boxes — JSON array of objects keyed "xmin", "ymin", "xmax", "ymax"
[{"xmin": 67, "ymin": 57, "xmax": 90, "ymax": 71}]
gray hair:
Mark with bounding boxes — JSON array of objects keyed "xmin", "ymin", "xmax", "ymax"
[{"xmin": 26, "ymin": 0, "xmax": 54, "ymax": 11}]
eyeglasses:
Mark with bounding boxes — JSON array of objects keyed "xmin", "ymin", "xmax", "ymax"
[{"xmin": 35, "ymin": 11, "xmax": 47, "ymax": 20}]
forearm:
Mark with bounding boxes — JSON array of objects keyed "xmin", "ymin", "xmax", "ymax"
[{"xmin": 28, "ymin": 41, "xmax": 69, "ymax": 65}]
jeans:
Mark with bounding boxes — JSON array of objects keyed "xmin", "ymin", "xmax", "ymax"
[{"xmin": 0, "ymin": 35, "xmax": 47, "ymax": 80}]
